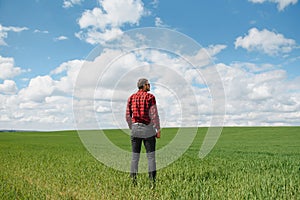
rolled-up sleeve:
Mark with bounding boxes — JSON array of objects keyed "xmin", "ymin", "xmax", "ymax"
[{"xmin": 149, "ymin": 97, "xmax": 160, "ymax": 131}]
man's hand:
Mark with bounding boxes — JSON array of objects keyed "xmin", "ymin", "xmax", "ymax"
[{"xmin": 156, "ymin": 130, "xmax": 161, "ymax": 138}]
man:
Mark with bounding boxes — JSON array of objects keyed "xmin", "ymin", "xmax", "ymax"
[{"xmin": 126, "ymin": 78, "xmax": 161, "ymax": 186}]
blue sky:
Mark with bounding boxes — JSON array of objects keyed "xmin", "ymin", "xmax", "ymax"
[{"xmin": 0, "ymin": 0, "xmax": 300, "ymax": 130}]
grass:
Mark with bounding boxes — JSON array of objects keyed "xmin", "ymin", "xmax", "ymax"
[{"xmin": 0, "ymin": 127, "xmax": 299, "ymax": 199}]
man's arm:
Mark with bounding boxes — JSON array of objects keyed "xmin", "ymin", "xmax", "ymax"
[
  {"xmin": 125, "ymin": 97, "xmax": 132, "ymax": 129},
  {"xmin": 149, "ymin": 97, "xmax": 160, "ymax": 137},
  {"xmin": 155, "ymin": 129, "xmax": 161, "ymax": 138}
]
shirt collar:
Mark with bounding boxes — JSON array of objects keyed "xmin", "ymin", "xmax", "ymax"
[{"xmin": 138, "ymin": 89, "xmax": 147, "ymax": 93}]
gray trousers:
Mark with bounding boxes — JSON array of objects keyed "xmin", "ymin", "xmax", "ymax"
[{"xmin": 130, "ymin": 123, "xmax": 156, "ymax": 180}]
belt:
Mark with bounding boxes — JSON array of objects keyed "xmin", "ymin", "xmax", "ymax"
[{"xmin": 133, "ymin": 122, "xmax": 147, "ymax": 126}]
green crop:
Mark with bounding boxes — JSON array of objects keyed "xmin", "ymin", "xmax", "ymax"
[{"xmin": 0, "ymin": 127, "xmax": 299, "ymax": 199}]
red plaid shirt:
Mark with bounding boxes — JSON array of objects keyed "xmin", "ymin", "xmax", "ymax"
[{"xmin": 126, "ymin": 90, "xmax": 160, "ymax": 130}]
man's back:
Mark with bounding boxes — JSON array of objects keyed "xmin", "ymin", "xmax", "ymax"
[{"xmin": 127, "ymin": 90, "xmax": 156, "ymax": 125}]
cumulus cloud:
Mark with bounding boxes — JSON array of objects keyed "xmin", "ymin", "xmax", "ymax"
[
  {"xmin": 93, "ymin": 47, "xmax": 300, "ymax": 127},
  {"xmin": 248, "ymin": 0, "xmax": 298, "ymax": 11},
  {"xmin": 18, "ymin": 75, "xmax": 56, "ymax": 102},
  {"xmin": 0, "ymin": 56, "xmax": 23, "ymax": 79},
  {"xmin": 0, "ymin": 70, "xmax": 79, "ymax": 130},
  {"xmin": 2, "ymin": 39, "xmax": 300, "ymax": 131},
  {"xmin": 0, "ymin": 80, "xmax": 18, "ymax": 95},
  {"xmin": 17, "ymin": 59, "xmax": 83, "ymax": 103},
  {"xmin": 51, "ymin": 59, "xmax": 84, "ymax": 94},
  {"xmin": 0, "ymin": 59, "xmax": 85, "ymax": 130},
  {"xmin": 72, "ymin": 38, "xmax": 229, "ymax": 129},
  {"xmin": 76, "ymin": 0, "xmax": 145, "ymax": 44},
  {"xmin": 217, "ymin": 62, "xmax": 300, "ymax": 125},
  {"xmin": 15, "ymin": 94, "xmax": 73, "ymax": 130},
  {"xmin": 0, "ymin": 24, "xmax": 28, "ymax": 46},
  {"xmin": 235, "ymin": 27, "xmax": 296, "ymax": 56},
  {"xmin": 1, "ymin": 36, "xmax": 300, "ymax": 130}
]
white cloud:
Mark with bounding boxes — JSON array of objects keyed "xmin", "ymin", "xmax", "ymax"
[
  {"xmin": 54, "ymin": 36, "xmax": 68, "ymax": 41},
  {"xmin": 76, "ymin": 28, "xmax": 123, "ymax": 45},
  {"xmin": 155, "ymin": 17, "xmax": 164, "ymax": 27},
  {"xmin": 248, "ymin": 83, "xmax": 273, "ymax": 100},
  {"xmin": 52, "ymin": 59, "xmax": 84, "ymax": 94},
  {"xmin": 74, "ymin": 44, "xmax": 228, "ymax": 129},
  {"xmin": 19, "ymin": 101, "xmax": 41, "ymax": 109},
  {"xmin": 17, "ymin": 59, "xmax": 83, "ymax": 103},
  {"xmin": 51, "ymin": 59, "xmax": 82, "ymax": 76},
  {"xmin": 63, "ymin": 0, "xmax": 83, "ymax": 8},
  {"xmin": 0, "ymin": 114, "xmax": 10, "ymax": 122},
  {"xmin": 77, "ymin": 7, "xmax": 107, "ymax": 30},
  {"xmin": 184, "ymin": 45, "xmax": 226, "ymax": 68},
  {"xmin": 248, "ymin": 0, "xmax": 298, "ymax": 11},
  {"xmin": 96, "ymin": 104, "xmax": 111, "ymax": 113},
  {"xmin": 0, "ymin": 59, "xmax": 85, "ymax": 130},
  {"xmin": 18, "ymin": 75, "xmax": 55, "ymax": 102},
  {"xmin": 71, "ymin": 42, "xmax": 299, "ymax": 128},
  {"xmin": 0, "ymin": 74, "xmax": 77, "ymax": 130},
  {"xmin": 101, "ymin": 0, "xmax": 145, "ymax": 26},
  {"xmin": 76, "ymin": 0, "xmax": 145, "ymax": 44},
  {"xmin": 1, "ymin": 39, "xmax": 300, "ymax": 130},
  {"xmin": 0, "ymin": 80, "xmax": 18, "ymax": 95},
  {"xmin": 217, "ymin": 62, "xmax": 300, "ymax": 125},
  {"xmin": 0, "ymin": 24, "xmax": 28, "ymax": 46},
  {"xmin": 235, "ymin": 27, "xmax": 296, "ymax": 56},
  {"xmin": 206, "ymin": 45, "xmax": 227, "ymax": 57},
  {"xmin": 0, "ymin": 56, "xmax": 23, "ymax": 79},
  {"xmin": 231, "ymin": 62, "xmax": 275, "ymax": 73},
  {"xmin": 33, "ymin": 29, "xmax": 49, "ymax": 34}
]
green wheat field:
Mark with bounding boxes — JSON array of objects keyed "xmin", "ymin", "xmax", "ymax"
[{"xmin": 0, "ymin": 127, "xmax": 299, "ymax": 199}]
